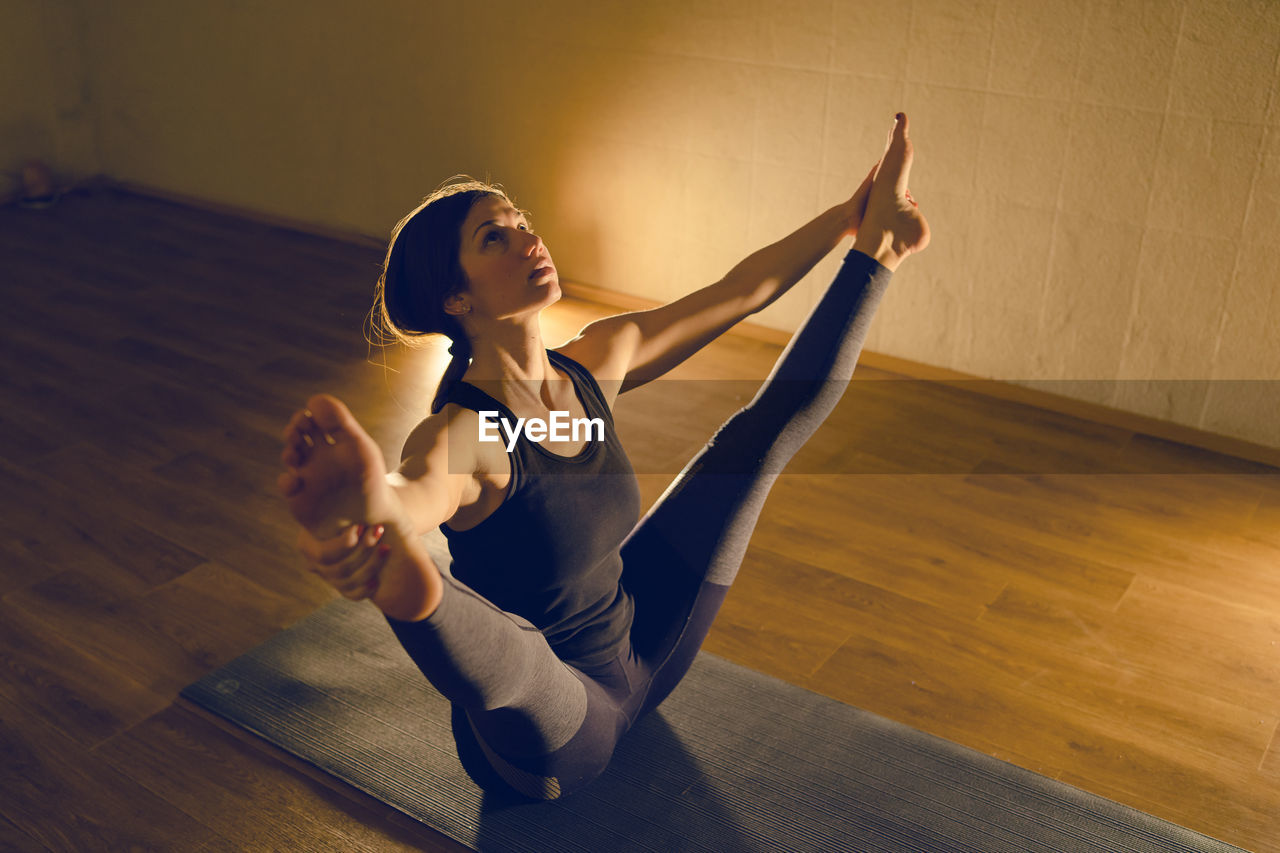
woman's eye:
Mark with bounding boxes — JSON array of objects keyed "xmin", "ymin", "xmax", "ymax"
[{"xmin": 484, "ymin": 230, "xmax": 503, "ymax": 245}]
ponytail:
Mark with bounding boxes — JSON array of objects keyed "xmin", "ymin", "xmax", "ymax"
[{"xmin": 431, "ymin": 335, "xmax": 472, "ymax": 414}]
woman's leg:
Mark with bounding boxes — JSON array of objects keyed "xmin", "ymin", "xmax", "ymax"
[
  {"xmin": 623, "ymin": 114, "xmax": 928, "ymax": 710},
  {"xmin": 387, "ymin": 574, "xmax": 630, "ymax": 800},
  {"xmin": 622, "ymin": 248, "xmax": 894, "ymax": 713}
]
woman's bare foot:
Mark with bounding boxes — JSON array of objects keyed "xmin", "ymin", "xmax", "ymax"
[
  {"xmin": 278, "ymin": 394, "xmax": 399, "ymax": 535},
  {"xmin": 278, "ymin": 394, "xmax": 442, "ymax": 621},
  {"xmin": 853, "ymin": 113, "xmax": 931, "ymax": 271}
]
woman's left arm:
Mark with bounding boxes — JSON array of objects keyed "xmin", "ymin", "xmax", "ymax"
[{"xmin": 560, "ymin": 166, "xmax": 874, "ymax": 393}]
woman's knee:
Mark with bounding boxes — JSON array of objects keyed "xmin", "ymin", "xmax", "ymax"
[
  {"xmin": 469, "ymin": 727, "xmax": 616, "ymax": 802},
  {"xmin": 454, "ymin": 690, "xmax": 625, "ymax": 801}
]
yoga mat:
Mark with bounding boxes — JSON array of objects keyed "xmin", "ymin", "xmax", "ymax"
[{"xmin": 183, "ymin": 599, "xmax": 1244, "ymax": 852}]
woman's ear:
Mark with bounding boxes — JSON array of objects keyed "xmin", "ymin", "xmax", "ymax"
[{"xmin": 442, "ymin": 292, "xmax": 471, "ymax": 316}]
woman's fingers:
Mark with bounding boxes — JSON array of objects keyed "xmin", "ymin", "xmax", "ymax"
[
  {"xmin": 845, "ymin": 159, "xmax": 880, "ymax": 233},
  {"xmin": 854, "ymin": 161, "xmax": 878, "ymax": 210},
  {"xmin": 299, "ymin": 524, "xmax": 389, "ymax": 599},
  {"xmin": 297, "ymin": 523, "xmax": 371, "ymax": 565},
  {"xmin": 858, "ymin": 160, "xmax": 879, "ymax": 195},
  {"xmin": 329, "ymin": 536, "xmax": 391, "ymax": 600}
]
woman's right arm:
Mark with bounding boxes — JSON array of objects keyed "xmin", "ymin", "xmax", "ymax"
[{"xmin": 390, "ymin": 406, "xmax": 476, "ymax": 537}]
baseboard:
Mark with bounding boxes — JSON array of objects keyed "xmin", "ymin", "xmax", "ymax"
[
  {"xmin": 1, "ymin": 171, "xmax": 109, "ymax": 207},
  {"xmin": 107, "ymin": 177, "xmax": 387, "ymax": 251},
  {"xmin": 852, "ymin": 352, "xmax": 1280, "ymax": 471},
  {"xmin": 102, "ymin": 179, "xmax": 1280, "ymax": 471}
]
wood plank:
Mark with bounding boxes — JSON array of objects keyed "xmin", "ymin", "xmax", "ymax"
[
  {"xmin": 1096, "ymin": 576, "xmax": 1280, "ymax": 714},
  {"xmin": 1263, "ymin": 722, "xmax": 1280, "ymax": 777},
  {"xmin": 0, "ymin": 692, "xmax": 214, "ymax": 851},
  {"xmin": 9, "ymin": 560, "xmax": 324, "ymax": 697},
  {"xmin": 0, "ymin": 413, "xmax": 70, "ymax": 465},
  {"xmin": 752, "ymin": 473, "xmax": 1136, "ymax": 617},
  {"xmin": 0, "ymin": 457, "xmax": 206, "ymax": 593},
  {"xmin": 0, "ymin": 602, "xmax": 169, "ymax": 747},
  {"xmin": 963, "ymin": 469, "xmax": 1270, "ymax": 533},
  {"xmin": 804, "ymin": 629, "xmax": 1278, "ymax": 850},
  {"xmin": 702, "ymin": 547, "xmax": 861, "ymax": 680},
  {"xmin": 95, "ymin": 702, "xmax": 468, "ymax": 852},
  {"xmin": 34, "ymin": 442, "xmax": 331, "ymax": 607},
  {"xmin": 0, "ymin": 809, "xmax": 52, "ymax": 852},
  {"xmin": 957, "ymin": 472, "xmax": 1280, "ymax": 608}
]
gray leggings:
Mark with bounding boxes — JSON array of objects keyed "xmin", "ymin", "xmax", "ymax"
[{"xmin": 388, "ymin": 249, "xmax": 893, "ymax": 800}]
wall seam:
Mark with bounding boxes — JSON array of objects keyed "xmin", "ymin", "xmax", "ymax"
[
  {"xmin": 1199, "ymin": 17, "xmax": 1280, "ymax": 429},
  {"xmin": 1037, "ymin": 0, "xmax": 1092, "ymax": 382},
  {"xmin": 74, "ymin": 0, "xmax": 105, "ymax": 180},
  {"xmin": 1202, "ymin": 136, "xmax": 1275, "ymax": 378},
  {"xmin": 966, "ymin": 0, "xmax": 1001, "ymax": 370},
  {"xmin": 1113, "ymin": 0, "xmax": 1187, "ymax": 409}
]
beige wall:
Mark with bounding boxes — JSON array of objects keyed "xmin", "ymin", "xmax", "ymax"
[
  {"xmin": 0, "ymin": 0, "xmax": 98, "ymax": 199},
  {"xmin": 14, "ymin": 0, "xmax": 1280, "ymax": 448}
]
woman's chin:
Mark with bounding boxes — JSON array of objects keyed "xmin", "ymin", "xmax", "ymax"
[
  {"xmin": 537, "ymin": 276, "xmax": 562, "ymax": 304},
  {"xmin": 513, "ymin": 279, "xmax": 561, "ymax": 317}
]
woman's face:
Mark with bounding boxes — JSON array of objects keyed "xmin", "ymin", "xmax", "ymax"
[{"xmin": 455, "ymin": 194, "xmax": 559, "ymax": 320}]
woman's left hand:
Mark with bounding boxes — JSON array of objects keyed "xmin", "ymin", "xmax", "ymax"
[{"xmin": 841, "ymin": 160, "xmax": 879, "ymax": 239}]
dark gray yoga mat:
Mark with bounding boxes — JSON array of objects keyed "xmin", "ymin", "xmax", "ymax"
[{"xmin": 183, "ymin": 599, "xmax": 1243, "ymax": 852}]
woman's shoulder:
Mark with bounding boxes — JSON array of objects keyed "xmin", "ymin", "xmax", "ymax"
[
  {"xmin": 400, "ymin": 403, "xmax": 483, "ymax": 464},
  {"xmin": 401, "ymin": 402, "xmax": 512, "ymax": 494},
  {"xmin": 551, "ymin": 334, "xmax": 629, "ymax": 410},
  {"xmin": 553, "ymin": 321, "xmax": 633, "ymax": 381}
]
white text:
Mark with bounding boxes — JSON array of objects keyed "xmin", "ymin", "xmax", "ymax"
[{"xmin": 478, "ymin": 410, "xmax": 604, "ymax": 452}]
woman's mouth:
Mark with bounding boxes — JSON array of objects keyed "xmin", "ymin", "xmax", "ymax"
[{"xmin": 529, "ymin": 263, "xmax": 555, "ymax": 281}]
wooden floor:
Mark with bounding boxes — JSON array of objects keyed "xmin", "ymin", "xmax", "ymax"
[{"xmin": 2, "ymin": 187, "xmax": 1277, "ymax": 852}]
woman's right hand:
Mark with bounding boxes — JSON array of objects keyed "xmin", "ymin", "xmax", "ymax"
[{"xmin": 296, "ymin": 522, "xmax": 391, "ymax": 601}]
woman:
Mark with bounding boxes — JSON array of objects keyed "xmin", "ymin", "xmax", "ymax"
[{"xmin": 278, "ymin": 113, "xmax": 929, "ymax": 800}]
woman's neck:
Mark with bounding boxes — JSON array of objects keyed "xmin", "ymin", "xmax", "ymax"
[{"xmin": 462, "ymin": 319, "xmax": 565, "ymax": 410}]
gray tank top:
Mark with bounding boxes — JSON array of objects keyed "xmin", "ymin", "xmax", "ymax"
[{"xmin": 440, "ymin": 349, "xmax": 641, "ymax": 668}]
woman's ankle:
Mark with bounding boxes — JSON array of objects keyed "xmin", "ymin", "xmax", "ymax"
[
  {"xmin": 370, "ymin": 529, "xmax": 444, "ymax": 622},
  {"xmin": 851, "ymin": 230, "xmax": 902, "ymax": 271}
]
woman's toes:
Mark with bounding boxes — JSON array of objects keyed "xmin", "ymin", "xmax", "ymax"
[
  {"xmin": 281, "ymin": 420, "xmax": 314, "ymax": 465},
  {"xmin": 297, "ymin": 409, "xmax": 330, "ymax": 446},
  {"xmin": 305, "ymin": 394, "xmax": 352, "ymax": 446},
  {"xmin": 284, "ymin": 410, "xmax": 319, "ymax": 450},
  {"xmin": 277, "ymin": 470, "xmax": 304, "ymax": 497},
  {"xmin": 287, "ymin": 408, "xmax": 311, "ymax": 434},
  {"xmin": 283, "ymin": 436, "xmax": 311, "ymax": 468}
]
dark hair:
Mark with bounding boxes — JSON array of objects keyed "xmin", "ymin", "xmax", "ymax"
[{"xmin": 371, "ymin": 177, "xmax": 515, "ymax": 414}]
